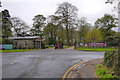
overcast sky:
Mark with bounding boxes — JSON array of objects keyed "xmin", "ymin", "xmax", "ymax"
[{"xmin": 1, "ymin": 0, "xmax": 118, "ymax": 29}]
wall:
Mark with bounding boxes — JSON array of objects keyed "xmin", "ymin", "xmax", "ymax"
[{"xmin": 13, "ymin": 39, "xmax": 34, "ymax": 49}]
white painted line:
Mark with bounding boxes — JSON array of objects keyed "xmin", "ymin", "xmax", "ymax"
[{"xmin": 10, "ymin": 61, "xmax": 16, "ymax": 65}]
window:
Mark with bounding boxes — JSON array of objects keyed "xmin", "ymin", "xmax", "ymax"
[
  {"xmin": 15, "ymin": 42, "xmax": 17, "ymax": 46},
  {"xmin": 24, "ymin": 41, "xmax": 27, "ymax": 46}
]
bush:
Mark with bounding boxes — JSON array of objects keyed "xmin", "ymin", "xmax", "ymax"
[
  {"xmin": 104, "ymin": 50, "xmax": 118, "ymax": 74},
  {"xmin": 96, "ymin": 64, "xmax": 118, "ymax": 79},
  {"xmin": 45, "ymin": 45, "xmax": 49, "ymax": 48},
  {"xmin": 96, "ymin": 68, "xmax": 107, "ymax": 76},
  {"xmin": 96, "ymin": 64, "xmax": 102, "ymax": 68},
  {"xmin": 103, "ymin": 74, "xmax": 113, "ymax": 78},
  {"xmin": 2, "ymin": 38, "xmax": 13, "ymax": 44}
]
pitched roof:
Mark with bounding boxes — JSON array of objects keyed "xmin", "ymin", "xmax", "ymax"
[{"xmin": 8, "ymin": 36, "xmax": 40, "ymax": 39}]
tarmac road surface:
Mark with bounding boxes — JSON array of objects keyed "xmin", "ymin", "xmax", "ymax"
[{"xmin": 2, "ymin": 49, "xmax": 104, "ymax": 78}]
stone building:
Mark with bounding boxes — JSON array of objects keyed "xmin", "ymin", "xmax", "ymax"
[{"xmin": 9, "ymin": 36, "xmax": 42, "ymax": 49}]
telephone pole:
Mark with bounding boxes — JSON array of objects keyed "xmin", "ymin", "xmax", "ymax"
[{"xmin": 118, "ymin": 1, "xmax": 120, "ymax": 33}]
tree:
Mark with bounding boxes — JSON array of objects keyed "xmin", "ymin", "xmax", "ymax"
[
  {"xmin": 55, "ymin": 2, "xmax": 78, "ymax": 45},
  {"xmin": 44, "ymin": 23, "xmax": 57, "ymax": 45},
  {"xmin": 2, "ymin": 9, "xmax": 12, "ymax": 38},
  {"xmin": 85, "ymin": 28, "xmax": 103, "ymax": 43},
  {"xmin": 31, "ymin": 14, "xmax": 46, "ymax": 37},
  {"xmin": 95, "ymin": 14, "xmax": 118, "ymax": 31},
  {"xmin": 105, "ymin": 0, "xmax": 120, "ymax": 77},
  {"xmin": 77, "ymin": 17, "xmax": 91, "ymax": 43},
  {"xmin": 95, "ymin": 14, "xmax": 118, "ymax": 38},
  {"xmin": 43, "ymin": 15, "xmax": 58, "ymax": 45},
  {"xmin": 105, "ymin": 0, "xmax": 119, "ymax": 4},
  {"xmin": 105, "ymin": 0, "xmax": 120, "ymax": 11},
  {"xmin": 11, "ymin": 17, "xmax": 29, "ymax": 37},
  {"xmin": 43, "ymin": 15, "xmax": 66, "ymax": 45}
]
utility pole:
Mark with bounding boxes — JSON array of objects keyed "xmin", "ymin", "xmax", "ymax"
[
  {"xmin": 118, "ymin": 1, "xmax": 120, "ymax": 33},
  {"xmin": 0, "ymin": 1, "xmax": 2, "ymax": 80},
  {"xmin": 118, "ymin": 1, "xmax": 120, "ymax": 78}
]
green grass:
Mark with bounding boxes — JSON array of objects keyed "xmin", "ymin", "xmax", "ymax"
[
  {"xmin": 96, "ymin": 64, "xmax": 118, "ymax": 79},
  {"xmin": 48, "ymin": 47, "xmax": 54, "ymax": 49},
  {"xmin": 75, "ymin": 47, "xmax": 116, "ymax": 51},
  {"xmin": 0, "ymin": 48, "xmax": 41, "ymax": 53},
  {"xmin": 64, "ymin": 46, "xmax": 73, "ymax": 49}
]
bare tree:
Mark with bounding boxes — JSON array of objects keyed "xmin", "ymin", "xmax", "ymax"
[
  {"xmin": 11, "ymin": 17, "xmax": 29, "ymax": 36},
  {"xmin": 55, "ymin": 2, "xmax": 78, "ymax": 45}
]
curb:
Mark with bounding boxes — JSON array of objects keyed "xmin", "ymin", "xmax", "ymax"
[
  {"xmin": 75, "ymin": 50, "xmax": 105, "ymax": 52},
  {"xmin": 62, "ymin": 58, "xmax": 103, "ymax": 80},
  {"xmin": 62, "ymin": 60, "xmax": 89, "ymax": 80}
]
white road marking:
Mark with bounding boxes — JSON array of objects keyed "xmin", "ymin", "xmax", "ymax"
[
  {"xmin": 10, "ymin": 61, "xmax": 16, "ymax": 65},
  {"xmin": 52, "ymin": 49, "xmax": 55, "ymax": 53}
]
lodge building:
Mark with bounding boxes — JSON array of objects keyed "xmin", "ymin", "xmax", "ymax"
[{"xmin": 9, "ymin": 36, "xmax": 42, "ymax": 49}]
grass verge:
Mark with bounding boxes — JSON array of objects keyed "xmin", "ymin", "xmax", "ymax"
[
  {"xmin": 64, "ymin": 46, "xmax": 73, "ymax": 49},
  {"xmin": 96, "ymin": 64, "xmax": 118, "ymax": 79},
  {"xmin": 75, "ymin": 47, "xmax": 116, "ymax": 51},
  {"xmin": 0, "ymin": 48, "xmax": 41, "ymax": 53},
  {"xmin": 48, "ymin": 47, "xmax": 54, "ymax": 49}
]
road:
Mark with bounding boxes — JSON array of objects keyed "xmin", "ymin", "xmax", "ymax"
[{"xmin": 2, "ymin": 49, "xmax": 104, "ymax": 78}]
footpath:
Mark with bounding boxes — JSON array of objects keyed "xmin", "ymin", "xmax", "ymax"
[
  {"xmin": 63, "ymin": 58, "xmax": 104, "ymax": 78},
  {"xmin": 70, "ymin": 58, "xmax": 103, "ymax": 78}
]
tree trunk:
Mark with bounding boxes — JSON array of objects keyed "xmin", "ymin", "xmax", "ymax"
[{"xmin": 66, "ymin": 25, "xmax": 70, "ymax": 46}]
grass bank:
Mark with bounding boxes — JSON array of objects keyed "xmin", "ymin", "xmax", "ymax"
[
  {"xmin": 0, "ymin": 48, "xmax": 41, "ymax": 53},
  {"xmin": 75, "ymin": 47, "xmax": 116, "ymax": 51},
  {"xmin": 96, "ymin": 64, "xmax": 118, "ymax": 79}
]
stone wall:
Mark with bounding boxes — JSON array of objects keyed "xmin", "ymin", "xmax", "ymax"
[{"xmin": 13, "ymin": 39, "xmax": 34, "ymax": 49}]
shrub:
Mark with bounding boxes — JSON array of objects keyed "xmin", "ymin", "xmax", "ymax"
[
  {"xmin": 2, "ymin": 38, "xmax": 13, "ymax": 44},
  {"xmin": 96, "ymin": 64, "xmax": 102, "ymax": 68},
  {"xmin": 103, "ymin": 74, "xmax": 113, "ymax": 78},
  {"xmin": 45, "ymin": 45, "xmax": 49, "ymax": 48},
  {"xmin": 96, "ymin": 64, "xmax": 118, "ymax": 79},
  {"xmin": 96, "ymin": 68, "xmax": 107, "ymax": 76},
  {"xmin": 104, "ymin": 50, "xmax": 118, "ymax": 74}
]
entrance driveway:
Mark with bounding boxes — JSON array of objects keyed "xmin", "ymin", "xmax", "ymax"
[{"xmin": 2, "ymin": 49, "xmax": 104, "ymax": 78}]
